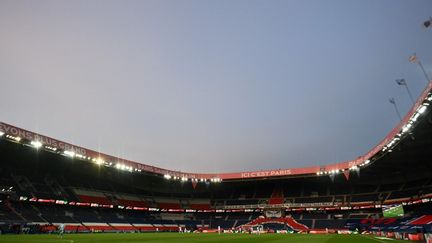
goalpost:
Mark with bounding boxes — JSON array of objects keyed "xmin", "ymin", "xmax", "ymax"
[{"xmin": 251, "ymin": 225, "xmax": 264, "ymax": 234}]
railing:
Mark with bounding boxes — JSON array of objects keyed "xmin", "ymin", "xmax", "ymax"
[{"xmin": 219, "ymin": 202, "xmax": 335, "ymax": 209}]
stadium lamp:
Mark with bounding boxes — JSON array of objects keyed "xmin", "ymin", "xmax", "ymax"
[
  {"xmin": 164, "ymin": 174, "xmax": 171, "ymax": 180},
  {"xmin": 7, "ymin": 136, "xmax": 22, "ymax": 142},
  {"xmin": 64, "ymin": 150, "xmax": 75, "ymax": 157},
  {"xmin": 31, "ymin": 141, "xmax": 43, "ymax": 149},
  {"xmin": 0, "ymin": 131, "xmax": 4, "ymax": 137},
  {"xmin": 404, "ymin": 123, "xmax": 412, "ymax": 132},
  {"xmin": 349, "ymin": 166, "xmax": 358, "ymax": 171},
  {"xmin": 418, "ymin": 105, "xmax": 428, "ymax": 114},
  {"xmin": 95, "ymin": 158, "xmax": 104, "ymax": 165},
  {"xmin": 45, "ymin": 146, "xmax": 57, "ymax": 151}
]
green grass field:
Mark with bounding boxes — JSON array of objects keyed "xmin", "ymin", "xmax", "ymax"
[{"xmin": 0, "ymin": 233, "xmax": 413, "ymax": 243}]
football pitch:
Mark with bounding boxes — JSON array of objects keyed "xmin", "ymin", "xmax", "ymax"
[{"xmin": 0, "ymin": 233, "xmax": 413, "ymax": 243}]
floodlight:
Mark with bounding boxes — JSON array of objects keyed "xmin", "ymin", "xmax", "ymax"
[
  {"xmin": 31, "ymin": 141, "xmax": 43, "ymax": 149},
  {"xmin": 64, "ymin": 150, "xmax": 75, "ymax": 157},
  {"xmin": 418, "ymin": 105, "xmax": 427, "ymax": 114},
  {"xmin": 96, "ymin": 158, "xmax": 104, "ymax": 165}
]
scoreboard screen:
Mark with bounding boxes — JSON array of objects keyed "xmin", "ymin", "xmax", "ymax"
[{"xmin": 382, "ymin": 204, "xmax": 404, "ymax": 218}]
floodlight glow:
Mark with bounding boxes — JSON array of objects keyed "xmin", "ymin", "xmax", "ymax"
[
  {"xmin": 45, "ymin": 146, "xmax": 57, "ymax": 151},
  {"xmin": 64, "ymin": 150, "xmax": 75, "ymax": 157},
  {"xmin": 181, "ymin": 177, "xmax": 188, "ymax": 182},
  {"xmin": 164, "ymin": 174, "xmax": 171, "ymax": 180},
  {"xmin": 418, "ymin": 105, "xmax": 427, "ymax": 114},
  {"xmin": 31, "ymin": 141, "xmax": 43, "ymax": 149},
  {"xmin": 350, "ymin": 166, "xmax": 358, "ymax": 171},
  {"xmin": 364, "ymin": 160, "xmax": 370, "ymax": 165},
  {"xmin": 96, "ymin": 158, "xmax": 104, "ymax": 165},
  {"xmin": 14, "ymin": 137, "xmax": 21, "ymax": 142},
  {"xmin": 0, "ymin": 131, "xmax": 4, "ymax": 136}
]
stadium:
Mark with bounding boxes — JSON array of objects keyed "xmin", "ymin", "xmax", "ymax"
[
  {"xmin": 1, "ymin": 2, "xmax": 432, "ymax": 243},
  {"xmin": 0, "ymin": 81, "xmax": 432, "ymax": 242}
]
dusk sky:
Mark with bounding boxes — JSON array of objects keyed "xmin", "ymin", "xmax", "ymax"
[{"xmin": 1, "ymin": 0, "xmax": 431, "ymax": 173}]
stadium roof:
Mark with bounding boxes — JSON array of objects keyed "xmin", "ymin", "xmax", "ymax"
[{"xmin": 0, "ymin": 81, "xmax": 431, "ymax": 182}]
